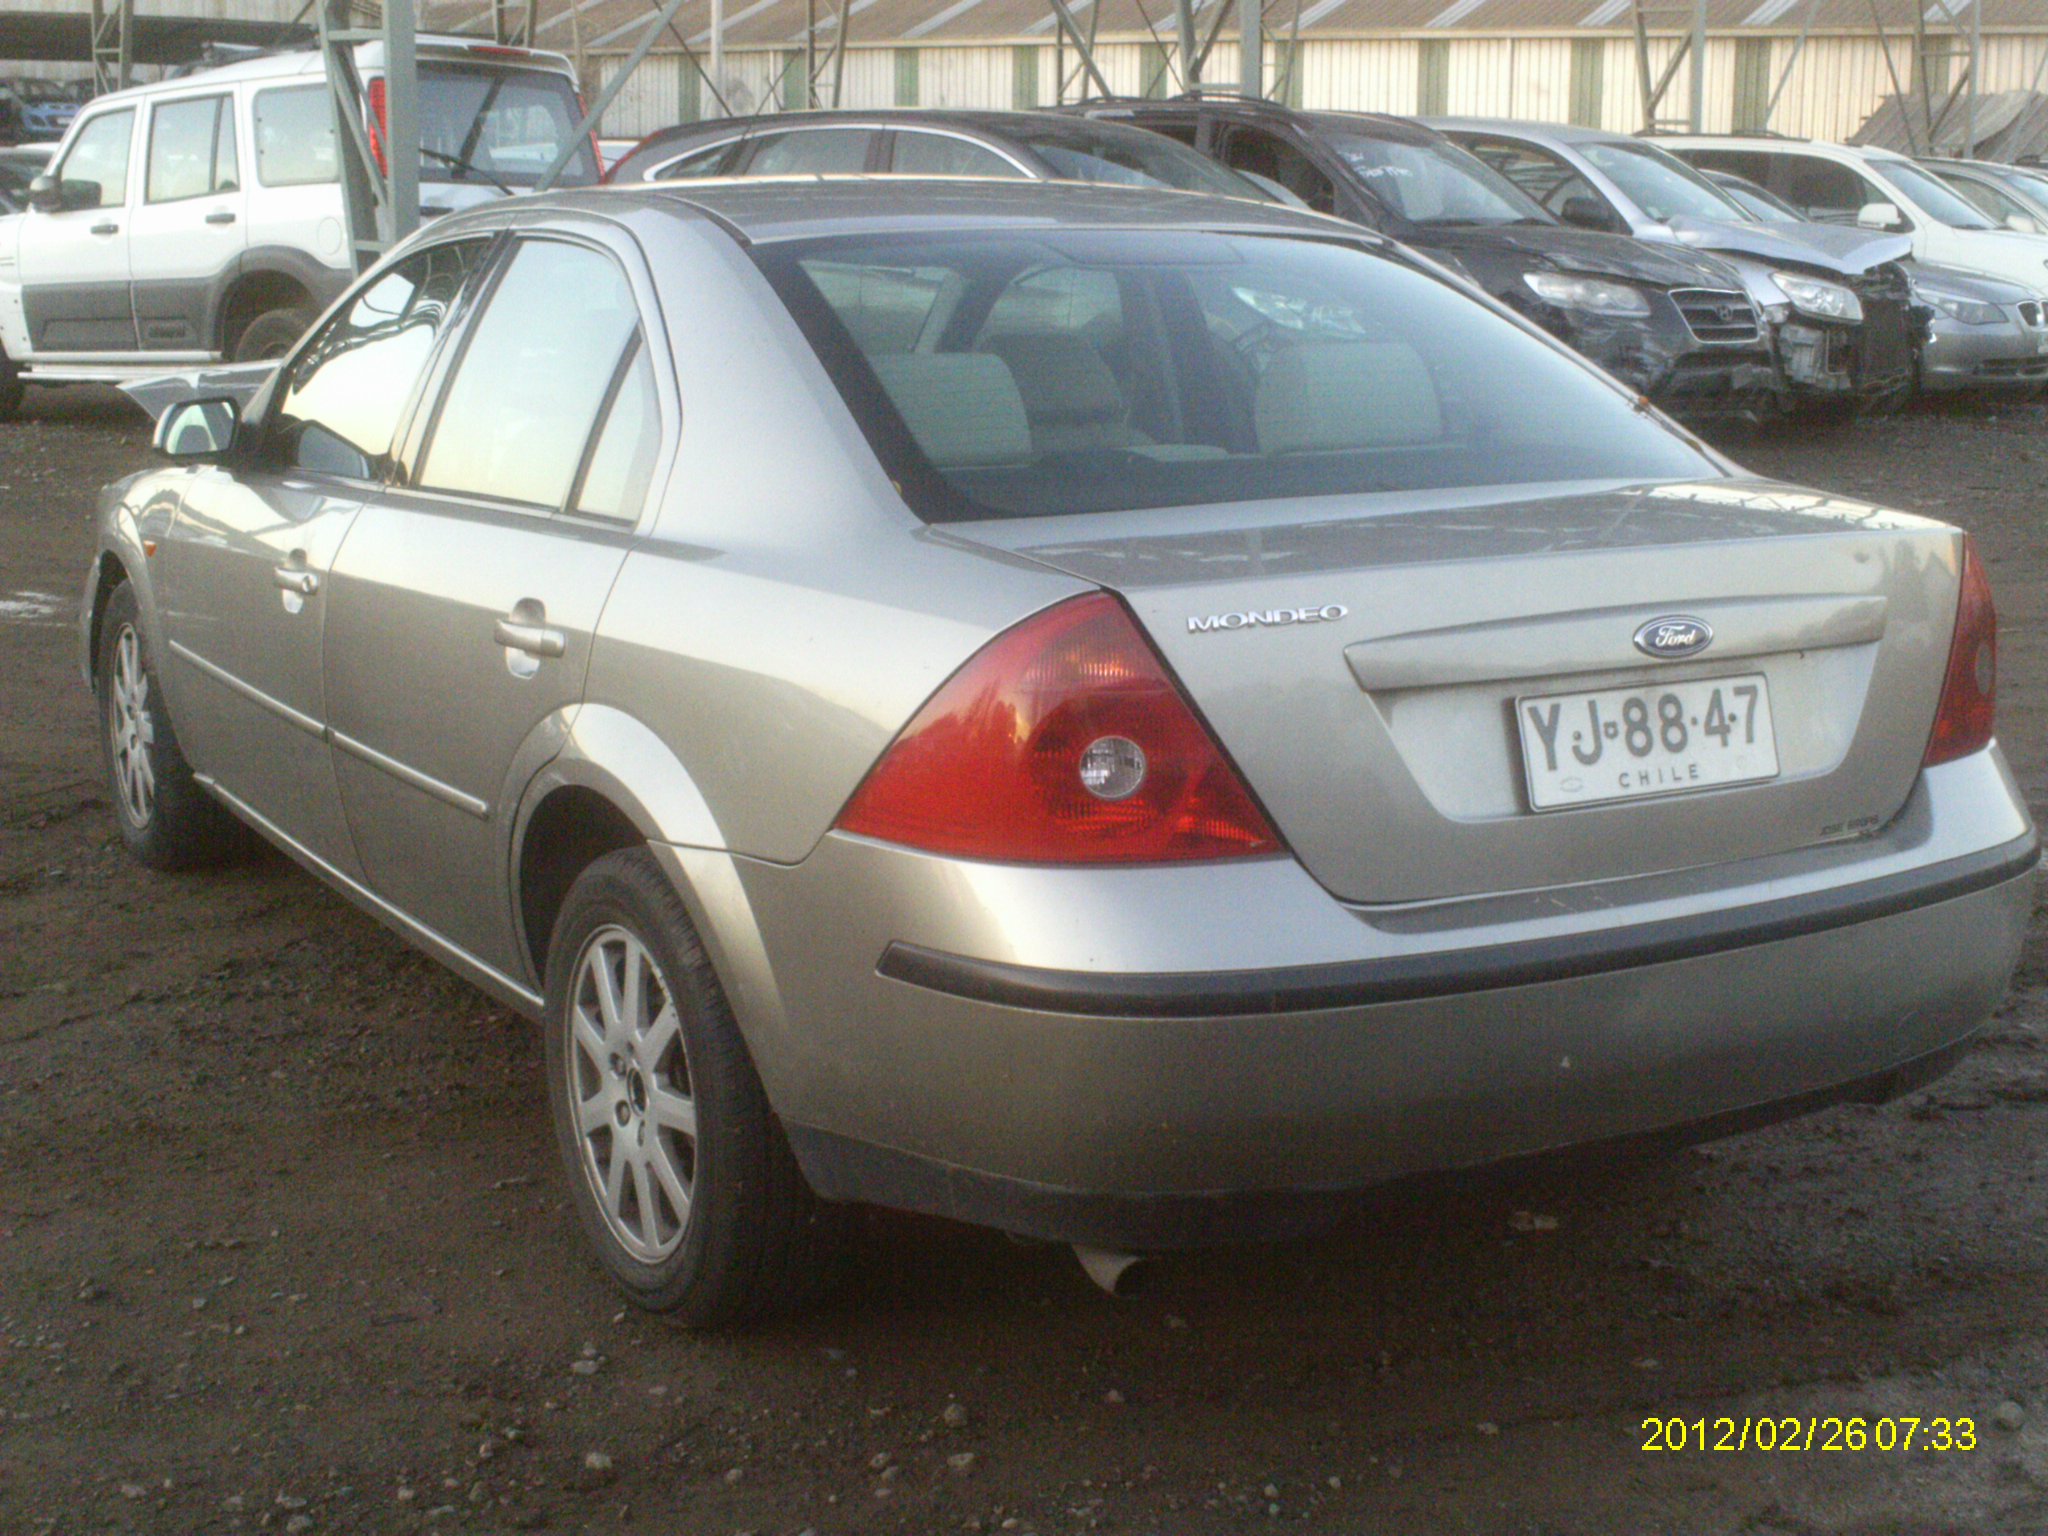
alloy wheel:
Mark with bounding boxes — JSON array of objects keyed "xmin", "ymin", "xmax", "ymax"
[
  {"xmin": 108, "ymin": 625, "xmax": 156, "ymax": 829},
  {"xmin": 566, "ymin": 925, "xmax": 698, "ymax": 1263}
]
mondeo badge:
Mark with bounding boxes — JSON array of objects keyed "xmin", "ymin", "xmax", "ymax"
[
  {"xmin": 1633, "ymin": 615, "xmax": 1714, "ymax": 659},
  {"xmin": 1188, "ymin": 604, "xmax": 1349, "ymax": 634}
]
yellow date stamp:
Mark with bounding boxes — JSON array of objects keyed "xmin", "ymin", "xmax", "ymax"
[{"xmin": 1640, "ymin": 1416, "xmax": 1977, "ymax": 1453}]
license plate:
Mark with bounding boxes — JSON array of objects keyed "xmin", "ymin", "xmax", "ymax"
[{"xmin": 1517, "ymin": 673, "xmax": 1778, "ymax": 811}]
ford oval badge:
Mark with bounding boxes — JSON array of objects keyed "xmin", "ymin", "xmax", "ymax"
[{"xmin": 1633, "ymin": 615, "xmax": 1714, "ymax": 660}]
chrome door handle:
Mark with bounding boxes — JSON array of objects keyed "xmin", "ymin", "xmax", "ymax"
[
  {"xmin": 205, "ymin": 209, "xmax": 237, "ymax": 226},
  {"xmin": 91, "ymin": 222, "xmax": 119, "ymax": 236},
  {"xmin": 494, "ymin": 618, "xmax": 565, "ymax": 658},
  {"xmin": 272, "ymin": 565, "xmax": 320, "ymax": 596}
]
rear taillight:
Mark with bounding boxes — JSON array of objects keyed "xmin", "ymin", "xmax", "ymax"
[
  {"xmin": 1924, "ymin": 534, "xmax": 1996, "ymax": 767},
  {"xmin": 366, "ymin": 76, "xmax": 388, "ymax": 175},
  {"xmin": 835, "ymin": 593, "xmax": 1283, "ymax": 864}
]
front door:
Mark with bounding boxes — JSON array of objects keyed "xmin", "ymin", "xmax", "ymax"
[
  {"xmin": 153, "ymin": 236, "xmax": 494, "ymax": 877},
  {"xmin": 18, "ymin": 105, "xmax": 138, "ymax": 354},
  {"xmin": 129, "ymin": 90, "xmax": 248, "ymax": 353},
  {"xmin": 323, "ymin": 234, "xmax": 660, "ymax": 976}
]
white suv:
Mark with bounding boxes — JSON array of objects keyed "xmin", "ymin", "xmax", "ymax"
[
  {"xmin": 0, "ymin": 37, "xmax": 599, "ymax": 418},
  {"xmin": 1665, "ymin": 136, "xmax": 2048, "ymax": 296}
]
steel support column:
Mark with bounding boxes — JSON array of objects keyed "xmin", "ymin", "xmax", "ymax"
[{"xmin": 319, "ymin": 0, "xmax": 420, "ymax": 270}]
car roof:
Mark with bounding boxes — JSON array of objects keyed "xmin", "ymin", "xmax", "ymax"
[
  {"xmin": 1427, "ymin": 118, "xmax": 1626, "ymax": 146},
  {"xmin": 632, "ymin": 107, "xmax": 1183, "ymax": 150},
  {"xmin": 461, "ymin": 177, "xmax": 1366, "ymax": 246},
  {"xmin": 66, "ymin": 34, "xmax": 574, "ymax": 104},
  {"xmin": 1085, "ymin": 98, "xmax": 1441, "ymax": 141}
]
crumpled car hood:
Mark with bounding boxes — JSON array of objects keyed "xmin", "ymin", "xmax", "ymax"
[
  {"xmin": 1419, "ymin": 223, "xmax": 1738, "ymax": 288},
  {"xmin": 1657, "ymin": 215, "xmax": 1912, "ymax": 275}
]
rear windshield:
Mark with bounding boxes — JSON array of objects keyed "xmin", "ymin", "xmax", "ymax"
[
  {"xmin": 417, "ymin": 62, "xmax": 597, "ymax": 188},
  {"xmin": 1008, "ymin": 121, "xmax": 1268, "ymax": 200},
  {"xmin": 755, "ymin": 229, "xmax": 1714, "ymax": 523}
]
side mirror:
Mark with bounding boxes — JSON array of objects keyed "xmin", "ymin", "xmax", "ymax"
[
  {"xmin": 1857, "ymin": 200, "xmax": 1903, "ymax": 230},
  {"xmin": 153, "ymin": 398, "xmax": 240, "ymax": 460},
  {"xmin": 26, "ymin": 173, "xmax": 62, "ymax": 213},
  {"xmin": 2006, "ymin": 213, "xmax": 2040, "ymax": 234},
  {"xmin": 1560, "ymin": 193, "xmax": 1618, "ymax": 233}
]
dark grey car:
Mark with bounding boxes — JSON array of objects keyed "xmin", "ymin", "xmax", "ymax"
[{"xmin": 87, "ymin": 180, "xmax": 2035, "ymax": 1323}]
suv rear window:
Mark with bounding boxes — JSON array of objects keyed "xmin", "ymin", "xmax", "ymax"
[
  {"xmin": 417, "ymin": 62, "xmax": 598, "ymax": 187},
  {"xmin": 252, "ymin": 64, "xmax": 599, "ymax": 190},
  {"xmin": 756, "ymin": 229, "xmax": 1712, "ymax": 523}
]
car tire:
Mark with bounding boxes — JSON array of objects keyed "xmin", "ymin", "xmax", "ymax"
[
  {"xmin": 228, "ymin": 305, "xmax": 313, "ymax": 363},
  {"xmin": 0, "ymin": 345, "xmax": 22, "ymax": 423},
  {"xmin": 95, "ymin": 582, "xmax": 245, "ymax": 870},
  {"xmin": 543, "ymin": 848, "xmax": 845, "ymax": 1326}
]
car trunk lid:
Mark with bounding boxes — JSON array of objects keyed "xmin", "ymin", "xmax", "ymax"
[{"xmin": 942, "ymin": 477, "xmax": 1963, "ymax": 904}]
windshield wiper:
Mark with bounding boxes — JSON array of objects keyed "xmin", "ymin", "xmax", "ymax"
[{"xmin": 421, "ymin": 146, "xmax": 513, "ymax": 195}]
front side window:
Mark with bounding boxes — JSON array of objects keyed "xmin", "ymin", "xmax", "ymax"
[
  {"xmin": 1577, "ymin": 141, "xmax": 1744, "ymax": 223},
  {"xmin": 147, "ymin": 95, "xmax": 236, "ymax": 203},
  {"xmin": 1325, "ymin": 133, "xmax": 1547, "ymax": 228},
  {"xmin": 253, "ymin": 85, "xmax": 337, "ymax": 187},
  {"xmin": 54, "ymin": 108, "xmax": 134, "ymax": 209},
  {"xmin": 1944, "ymin": 173, "xmax": 2044, "ymax": 232},
  {"xmin": 890, "ymin": 131, "xmax": 1027, "ymax": 179},
  {"xmin": 1457, "ymin": 136, "xmax": 1613, "ymax": 226},
  {"xmin": 757, "ymin": 229, "xmax": 1714, "ymax": 523},
  {"xmin": 417, "ymin": 239, "xmax": 642, "ymax": 508},
  {"xmin": 271, "ymin": 239, "xmax": 488, "ymax": 480},
  {"xmin": 742, "ymin": 128, "xmax": 874, "ymax": 176}
]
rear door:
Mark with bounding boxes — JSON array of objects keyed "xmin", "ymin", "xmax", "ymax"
[
  {"xmin": 17, "ymin": 104, "xmax": 138, "ymax": 354},
  {"xmin": 245, "ymin": 81, "xmax": 351, "ymax": 277},
  {"xmin": 323, "ymin": 230, "xmax": 662, "ymax": 976},
  {"xmin": 154, "ymin": 237, "xmax": 493, "ymax": 877},
  {"xmin": 128, "ymin": 89, "xmax": 247, "ymax": 352}
]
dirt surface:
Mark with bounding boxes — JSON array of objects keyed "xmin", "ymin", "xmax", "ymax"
[{"xmin": 3, "ymin": 384, "xmax": 2048, "ymax": 1536}]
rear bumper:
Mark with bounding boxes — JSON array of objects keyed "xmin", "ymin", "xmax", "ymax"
[{"xmin": 691, "ymin": 753, "xmax": 2034, "ymax": 1247}]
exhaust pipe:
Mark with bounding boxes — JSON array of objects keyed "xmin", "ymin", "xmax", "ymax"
[{"xmin": 1073, "ymin": 1244, "xmax": 1149, "ymax": 1297}]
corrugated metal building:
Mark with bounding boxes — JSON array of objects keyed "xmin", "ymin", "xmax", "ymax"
[
  {"xmin": 6, "ymin": 0, "xmax": 2045, "ymax": 148},
  {"xmin": 542, "ymin": 0, "xmax": 2048, "ymax": 144}
]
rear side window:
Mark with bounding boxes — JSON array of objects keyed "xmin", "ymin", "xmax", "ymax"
[
  {"xmin": 147, "ymin": 95, "xmax": 237, "ymax": 203},
  {"xmin": 253, "ymin": 85, "xmax": 337, "ymax": 187},
  {"xmin": 272, "ymin": 239, "xmax": 489, "ymax": 480},
  {"xmin": 757, "ymin": 229, "xmax": 1714, "ymax": 523},
  {"xmin": 890, "ymin": 132, "xmax": 1026, "ymax": 179},
  {"xmin": 743, "ymin": 128, "xmax": 874, "ymax": 176},
  {"xmin": 54, "ymin": 108, "xmax": 134, "ymax": 208},
  {"xmin": 653, "ymin": 140, "xmax": 737, "ymax": 179},
  {"xmin": 418, "ymin": 239, "xmax": 642, "ymax": 508},
  {"xmin": 1767, "ymin": 154, "xmax": 1869, "ymax": 223}
]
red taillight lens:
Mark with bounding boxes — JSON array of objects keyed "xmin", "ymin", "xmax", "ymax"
[
  {"xmin": 366, "ymin": 76, "xmax": 389, "ymax": 175},
  {"xmin": 836, "ymin": 593, "xmax": 1283, "ymax": 864},
  {"xmin": 1924, "ymin": 534, "xmax": 1996, "ymax": 767},
  {"xmin": 577, "ymin": 92, "xmax": 604, "ymax": 181}
]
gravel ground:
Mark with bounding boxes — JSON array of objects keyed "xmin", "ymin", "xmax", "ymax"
[{"xmin": 2, "ymin": 384, "xmax": 2047, "ymax": 1536}]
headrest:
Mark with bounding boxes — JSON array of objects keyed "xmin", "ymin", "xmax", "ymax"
[
  {"xmin": 1253, "ymin": 340, "xmax": 1443, "ymax": 455},
  {"xmin": 869, "ymin": 352, "xmax": 1032, "ymax": 468},
  {"xmin": 981, "ymin": 332, "xmax": 1126, "ymax": 425}
]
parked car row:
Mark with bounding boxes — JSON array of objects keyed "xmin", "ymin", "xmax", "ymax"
[
  {"xmin": 0, "ymin": 77, "xmax": 88, "ymax": 146},
  {"xmin": 606, "ymin": 98, "xmax": 2048, "ymax": 424}
]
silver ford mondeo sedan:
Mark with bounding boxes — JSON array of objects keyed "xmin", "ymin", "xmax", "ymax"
[{"xmin": 81, "ymin": 179, "xmax": 2036, "ymax": 1324}]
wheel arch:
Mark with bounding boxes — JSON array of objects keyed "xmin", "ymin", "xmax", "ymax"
[
  {"xmin": 85, "ymin": 550, "xmax": 133, "ymax": 692},
  {"xmin": 213, "ymin": 249, "xmax": 352, "ymax": 356}
]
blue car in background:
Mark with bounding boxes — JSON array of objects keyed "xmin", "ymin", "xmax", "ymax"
[{"xmin": 6, "ymin": 79, "xmax": 80, "ymax": 143}]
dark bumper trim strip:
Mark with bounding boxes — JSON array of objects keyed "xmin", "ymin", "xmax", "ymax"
[{"xmin": 877, "ymin": 833, "xmax": 2040, "ymax": 1019}]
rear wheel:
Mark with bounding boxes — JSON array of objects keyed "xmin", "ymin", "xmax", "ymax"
[
  {"xmin": 228, "ymin": 305, "xmax": 313, "ymax": 362},
  {"xmin": 95, "ymin": 583, "xmax": 243, "ymax": 869},
  {"xmin": 543, "ymin": 849, "xmax": 843, "ymax": 1325}
]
